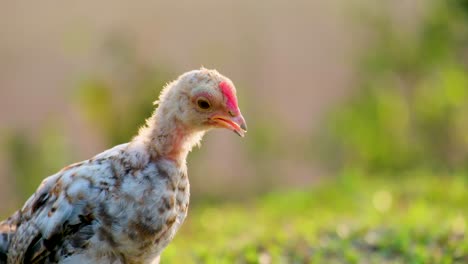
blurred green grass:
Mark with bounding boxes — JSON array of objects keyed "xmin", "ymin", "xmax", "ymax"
[{"xmin": 164, "ymin": 171, "xmax": 468, "ymax": 263}]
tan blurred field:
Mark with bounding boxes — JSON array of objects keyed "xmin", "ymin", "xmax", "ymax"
[{"xmin": 0, "ymin": 1, "xmax": 426, "ymax": 209}]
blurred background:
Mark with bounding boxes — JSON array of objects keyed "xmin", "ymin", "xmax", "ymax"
[{"xmin": 1, "ymin": 0, "xmax": 468, "ymax": 262}]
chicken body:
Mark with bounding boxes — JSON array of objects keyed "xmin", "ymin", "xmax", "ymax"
[
  {"xmin": 3, "ymin": 143, "xmax": 188, "ymax": 264},
  {"xmin": 0, "ymin": 68, "xmax": 246, "ymax": 264}
]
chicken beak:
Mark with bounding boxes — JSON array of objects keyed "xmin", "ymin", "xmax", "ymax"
[
  {"xmin": 232, "ymin": 114, "xmax": 248, "ymax": 137},
  {"xmin": 212, "ymin": 113, "xmax": 247, "ymax": 137}
]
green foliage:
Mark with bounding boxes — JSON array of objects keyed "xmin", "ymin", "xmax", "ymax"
[
  {"xmin": 164, "ymin": 172, "xmax": 468, "ymax": 263},
  {"xmin": 319, "ymin": 0, "xmax": 468, "ymax": 173},
  {"xmin": 75, "ymin": 36, "xmax": 172, "ymax": 146},
  {"xmin": 4, "ymin": 123, "xmax": 74, "ymax": 200}
]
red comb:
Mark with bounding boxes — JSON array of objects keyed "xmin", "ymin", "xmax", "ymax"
[{"xmin": 219, "ymin": 81, "xmax": 238, "ymax": 112}]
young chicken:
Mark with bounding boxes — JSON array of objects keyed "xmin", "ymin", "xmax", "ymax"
[{"xmin": 0, "ymin": 68, "xmax": 247, "ymax": 264}]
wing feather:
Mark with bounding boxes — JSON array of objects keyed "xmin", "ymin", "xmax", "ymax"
[
  {"xmin": 7, "ymin": 159, "xmax": 113, "ymax": 263},
  {"xmin": 4, "ymin": 143, "xmax": 129, "ymax": 263}
]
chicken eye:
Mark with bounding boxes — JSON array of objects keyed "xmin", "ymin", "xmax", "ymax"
[{"xmin": 197, "ymin": 98, "xmax": 211, "ymax": 110}]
